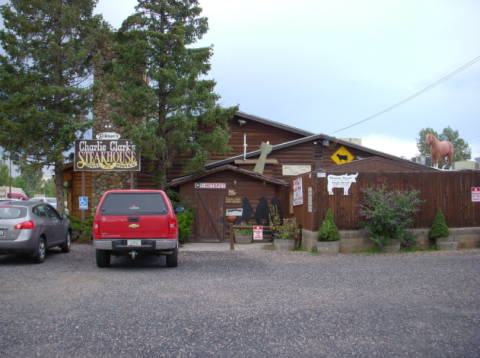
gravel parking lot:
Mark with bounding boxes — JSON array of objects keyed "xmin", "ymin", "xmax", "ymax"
[{"xmin": 0, "ymin": 245, "xmax": 479, "ymax": 358}]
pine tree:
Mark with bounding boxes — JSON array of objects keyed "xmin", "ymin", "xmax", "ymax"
[
  {"xmin": 0, "ymin": 0, "xmax": 109, "ymax": 213},
  {"xmin": 317, "ymin": 209, "xmax": 341, "ymax": 242},
  {"xmin": 104, "ymin": 0, "xmax": 238, "ymax": 187},
  {"xmin": 429, "ymin": 209, "xmax": 449, "ymax": 239}
]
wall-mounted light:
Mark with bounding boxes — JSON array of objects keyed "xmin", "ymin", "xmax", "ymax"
[
  {"xmin": 105, "ymin": 120, "xmax": 113, "ymax": 130},
  {"xmin": 238, "ymin": 119, "xmax": 246, "ymax": 126},
  {"xmin": 233, "ymin": 180, "xmax": 237, "ymax": 187}
]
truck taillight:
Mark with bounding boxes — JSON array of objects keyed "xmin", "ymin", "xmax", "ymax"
[
  {"xmin": 168, "ymin": 215, "xmax": 177, "ymax": 237},
  {"xmin": 14, "ymin": 221, "xmax": 34, "ymax": 230},
  {"xmin": 93, "ymin": 218, "xmax": 99, "ymax": 236}
]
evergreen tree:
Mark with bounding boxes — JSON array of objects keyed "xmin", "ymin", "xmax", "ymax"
[
  {"xmin": 104, "ymin": 0, "xmax": 238, "ymax": 187},
  {"xmin": 0, "ymin": 161, "xmax": 9, "ymax": 186},
  {"xmin": 429, "ymin": 209, "xmax": 449, "ymax": 239},
  {"xmin": 0, "ymin": 0, "xmax": 110, "ymax": 213},
  {"xmin": 416, "ymin": 126, "xmax": 471, "ymax": 166},
  {"xmin": 317, "ymin": 209, "xmax": 341, "ymax": 242}
]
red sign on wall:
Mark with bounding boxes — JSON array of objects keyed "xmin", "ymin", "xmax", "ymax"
[
  {"xmin": 472, "ymin": 187, "xmax": 480, "ymax": 202},
  {"xmin": 253, "ymin": 226, "xmax": 263, "ymax": 240}
]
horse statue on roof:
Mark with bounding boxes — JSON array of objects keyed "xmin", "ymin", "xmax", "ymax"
[{"xmin": 425, "ymin": 132, "xmax": 454, "ymax": 170}]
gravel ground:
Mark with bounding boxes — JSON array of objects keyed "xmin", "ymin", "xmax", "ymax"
[{"xmin": 0, "ymin": 244, "xmax": 479, "ymax": 358}]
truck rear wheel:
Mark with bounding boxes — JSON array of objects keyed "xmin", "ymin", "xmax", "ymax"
[
  {"xmin": 96, "ymin": 250, "xmax": 111, "ymax": 268},
  {"xmin": 166, "ymin": 247, "xmax": 178, "ymax": 267}
]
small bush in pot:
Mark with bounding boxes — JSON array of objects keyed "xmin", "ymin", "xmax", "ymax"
[
  {"xmin": 269, "ymin": 209, "xmax": 299, "ymax": 250},
  {"xmin": 316, "ymin": 209, "xmax": 341, "ymax": 253},
  {"xmin": 429, "ymin": 209, "xmax": 449, "ymax": 239},
  {"xmin": 234, "ymin": 222, "xmax": 253, "ymax": 244},
  {"xmin": 317, "ymin": 209, "xmax": 340, "ymax": 242},
  {"xmin": 429, "ymin": 209, "xmax": 457, "ymax": 250}
]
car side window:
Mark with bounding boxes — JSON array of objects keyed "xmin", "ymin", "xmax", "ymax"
[
  {"xmin": 33, "ymin": 205, "xmax": 49, "ymax": 218},
  {"xmin": 45, "ymin": 205, "xmax": 61, "ymax": 219}
]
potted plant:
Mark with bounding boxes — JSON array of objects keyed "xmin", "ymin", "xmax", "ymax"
[
  {"xmin": 429, "ymin": 209, "xmax": 457, "ymax": 250},
  {"xmin": 357, "ymin": 181, "xmax": 424, "ymax": 252},
  {"xmin": 234, "ymin": 222, "xmax": 253, "ymax": 244},
  {"xmin": 269, "ymin": 209, "xmax": 299, "ymax": 251},
  {"xmin": 316, "ymin": 209, "xmax": 341, "ymax": 254}
]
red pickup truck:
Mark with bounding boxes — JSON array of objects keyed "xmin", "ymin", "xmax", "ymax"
[{"xmin": 93, "ymin": 190, "xmax": 181, "ymax": 268}]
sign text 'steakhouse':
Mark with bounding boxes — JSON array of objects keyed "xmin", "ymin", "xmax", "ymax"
[{"xmin": 74, "ymin": 139, "xmax": 140, "ymax": 171}]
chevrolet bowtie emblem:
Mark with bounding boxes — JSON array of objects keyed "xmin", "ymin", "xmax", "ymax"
[{"xmin": 129, "ymin": 224, "xmax": 140, "ymax": 229}]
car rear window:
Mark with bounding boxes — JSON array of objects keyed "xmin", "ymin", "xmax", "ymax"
[
  {"xmin": 100, "ymin": 193, "xmax": 168, "ymax": 215},
  {"xmin": 0, "ymin": 206, "xmax": 27, "ymax": 219}
]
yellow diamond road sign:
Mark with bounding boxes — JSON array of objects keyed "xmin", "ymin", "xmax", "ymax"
[{"xmin": 331, "ymin": 146, "xmax": 354, "ymax": 165}]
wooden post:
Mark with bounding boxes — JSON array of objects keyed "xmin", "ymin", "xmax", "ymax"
[
  {"xmin": 81, "ymin": 171, "xmax": 85, "ymax": 223},
  {"xmin": 229, "ymin": 222, "xmax": 234, "ymax": 250}
]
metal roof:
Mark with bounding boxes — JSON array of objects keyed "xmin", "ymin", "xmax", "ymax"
[{"xmin": 166, "ymin": 165, "xmax": 289, "ymax": 188}]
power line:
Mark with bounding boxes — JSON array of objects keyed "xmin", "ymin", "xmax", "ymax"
[{"xmin": 329, "ymin": 55, "xmax": 480, "ymax": 135}]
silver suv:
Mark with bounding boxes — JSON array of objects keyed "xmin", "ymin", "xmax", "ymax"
[{"xmin": 0, "ymin": 201, "xmax": 72, "ymax": 263}]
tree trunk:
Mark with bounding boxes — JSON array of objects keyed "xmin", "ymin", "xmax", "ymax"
[{"xmin": 54, "ymin": 162, "xmax": 66, "ymax": 215}]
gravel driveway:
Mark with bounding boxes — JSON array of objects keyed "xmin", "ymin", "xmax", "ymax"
[{"xmin": 0, "ymin": 245, "xmax": 479, "ymax": 358}]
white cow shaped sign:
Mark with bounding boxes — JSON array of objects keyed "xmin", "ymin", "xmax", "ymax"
[{"xmin": 327, "ymin": 173, "xmax": 359, "ymax": 195}]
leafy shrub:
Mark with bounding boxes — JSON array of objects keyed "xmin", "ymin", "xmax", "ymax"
[
  {"xmin": 177, "ymin": 208, "xmax": 195, "ymax": 243},
  {"xmin": 317, "ymin": 209, "xmax": 341, "ymax": 242},
  {"xmin": 269, "ymin": 207, "xmax": 299, "ymax": 240},
  {"xmin": 234, "ymin": 222, "xmax": 253, "ymax": 235},
  {"xmin": 356, "ymin": 181, "xmax": 424, "ymax": 247},
  {"xmin": 429, "ymin": 209, "xmax": 449, "ymax": 239},
  {"xmin": 68, "ymin": 215, "xmax": 93, "ymax": 244}
]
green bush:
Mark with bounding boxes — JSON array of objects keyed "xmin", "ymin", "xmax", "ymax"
[
  {"xmin": 429, "ymin": 209, "xmax": 449, "ymax": 239},
  {"xmin": 177, "ymin": 207, "xmax": 196, "ymax": 243},
  {"xmin": 317, "ymin": 209, "xmax": 341, "ymax": 242},
  {"xmin": 234, "ymin": 222, "xmax": 253, "ymax": 235},
  {"xmin": 68, "ymin": 215, "xmax": 93, "ymax": 244}
]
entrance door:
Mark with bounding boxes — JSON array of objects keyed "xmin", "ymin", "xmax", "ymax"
[{"xmin": 195, "ymin": 189, "xmax": 225, "ymax": 242}]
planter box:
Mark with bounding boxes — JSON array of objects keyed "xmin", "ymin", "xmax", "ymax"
[
  {"xmin": 234, "ymin": 233, "xmax": 252, "ymax": 245},
  {"xmin": 381, "ymin": 239, "xmax": 401, "ymax": 253},
  {"xmin": 435, "ymin": 237, "xmax": 458, "ymax": 251},
  {"xmin": 274, "ymin": 239, "xmax": 295, "ymax": 251},
  {"xmin": 316, "ymin": 241, "xmax": 340, "ymax": 254}
]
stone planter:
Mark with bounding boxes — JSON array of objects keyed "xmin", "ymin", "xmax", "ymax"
[
  {"xmin": 274, "ymin": 239, "xmax": 295, "ymax": 251},
  {"xmin": 316, "ymin": 241, "xmax": 340, "ymax": 254},
  {"xmin": 381, "ymin": 239, "xmax": 401, "ymax": 253},
  {"xmin": 234, "ymin": 233, "xmax": 252, "ymax": 245},
  {"xmin": 435, "ymin": 237, "xmax": 458, "ymax": 251}
]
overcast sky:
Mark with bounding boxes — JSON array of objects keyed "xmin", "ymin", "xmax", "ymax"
[
  {"xmin": 2, "ymin": 0, "xmax": 480, "ymax": 179},
  {"xmin": 95, "ymin": 0, "xmax": 480, "ymax": 160}
]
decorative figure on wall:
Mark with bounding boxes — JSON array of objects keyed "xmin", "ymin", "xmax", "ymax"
[
  {"xmin": 425, "ymin": 132, "xmax": 454, "ymax": 170},
  {"xmin": 255, "ymin": 196, "xmax": 271, "ymax": 225},
  {"xmin": 237, "ymin": 197, "xmax": 254, "ymax": 224},
  {"xmin": 253, "ymin": 141, "xmax": 273, "ymax": 174}
]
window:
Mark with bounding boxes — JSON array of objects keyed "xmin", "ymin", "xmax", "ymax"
[{"xmin": 100, "ymin": 193, "xmax": 168, "ymax": 215}]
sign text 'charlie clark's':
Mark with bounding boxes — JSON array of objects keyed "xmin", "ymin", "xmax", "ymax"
[{"xmin": 74, "ymin": 139, "xmax": 140, "ymax": 171}]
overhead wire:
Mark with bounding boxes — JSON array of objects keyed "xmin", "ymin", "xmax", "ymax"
[{"xmin": 329, "ymin": 55, "xmax": 480, "ymax": 135}]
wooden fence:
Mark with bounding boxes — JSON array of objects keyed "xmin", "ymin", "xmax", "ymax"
[{"xmin": 292, "ymin": 171, "xmax": 480, "ymax": 231}]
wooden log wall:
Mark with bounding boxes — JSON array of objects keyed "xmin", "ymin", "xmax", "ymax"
[
  {"xmin": 70, "ymin": 171, "xmax": 92, "ymax": 218},
  {"xmin": 293, "ymin": 171, "xmax": 480, "ymax": 231},
  {"xmin": 179, "ymin": 171, "xmax": 288, "ymax": 242}
]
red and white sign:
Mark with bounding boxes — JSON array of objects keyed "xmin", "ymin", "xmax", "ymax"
[
  {"xmin": 195, "ymin": 183, "xmax": 226, "ymax": 189},
  {"xmin": 253, "ymin": 226, "xmax": 263, "ymax": 240},
  {"xmin": 293, "ymin": 178, "xmax": 303, "ymax": 206},
  {"xmin": 472, "ymin": 187, "xmax": 480, "ymax": 202}
]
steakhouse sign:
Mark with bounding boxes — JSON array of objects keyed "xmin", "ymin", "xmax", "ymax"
[{"xmin": 74, "ymin": 140, "xmax": 140, "ymax": 171}]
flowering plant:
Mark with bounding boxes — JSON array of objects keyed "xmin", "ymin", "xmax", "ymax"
[{"xmin": 356, "ymin": 181, "xmax": 424, "ymax": 247}]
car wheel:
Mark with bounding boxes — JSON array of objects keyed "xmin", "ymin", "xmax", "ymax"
[
  {"xmin": 32, "ymin": 238, "xmax": 46, "ymax": 264},
  {"xmin": 96, "ymin": 250, "xmax": 111, "ymax": 268},
  {"xmin": 61, "ymin": 231, "xmax": 71, "ymax": 253},
  {"xmin": 166, "ymin": 245, "xmax": 178, "ymax": 268}
]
